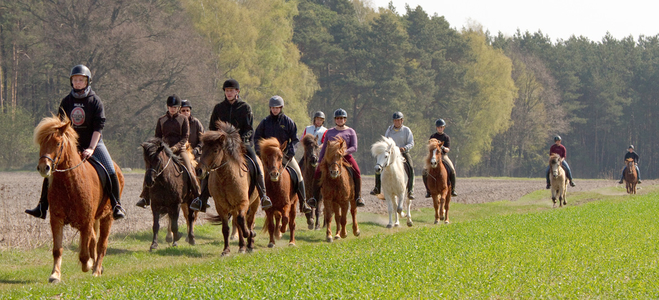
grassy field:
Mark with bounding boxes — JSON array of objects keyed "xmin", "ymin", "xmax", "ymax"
[{"xmin": 1, "ymin": 185, "xmax": 658, "ymax": 299}]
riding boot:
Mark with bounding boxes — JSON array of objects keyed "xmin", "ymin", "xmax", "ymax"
[
  {"xmin": 636, "ymin": 165, "xmax": 642, "ymax": 183},
  {"xmin": 256, "ymin": 171, "xmax": 273, "ymax": 210},
  {"xmin": 370, "ymin": 173, "xmax": 381, "ymax": 195},
  {"xmin": 308, "ymin": 181, "xmax": 321, "ymax": 208},
  {"xmin": 353, "ymin": 175, "xmax": 365, "ymax": 207},
  {"xmin": 136, "ymin": 183, "xmax": 150, "ymax": 208},
  {"xmin": 109, "ymin": 174, "xmax": 126, "ymax": 220},
  {"xmin": 546, "ymin": 168, "xmax": 551, "ymax": 189},
  {"xmin": 297, "ymin": 180, "xmax": 312, "ymax": 213},
  {"xmin": 422, "ymin": 172, "xmax": 431, "ymax": 198},
  {"xmin": 190, "ymin": 177, "xmax": 210, "ymax": 212},
  {"xmin": 618, "ymin": 168, "xmax": 625, "ymax": 184},
  {"xmin": 25, "ymin": 179, "xmax": 49, "ymax": 219},
  {"xmin": 405, "ymin": 162, "xmax": 415, "ymax": 199},
  {"xmin": 449, "ymin": 172, "xmax": 458, "ymax": 197},
  {"xmin": 562, "ymin": 162, "xmax": 576, "ymax": 187},
  {"xmin": 181, "ymin": 163, "xmax": 202, "ymax": 210}
]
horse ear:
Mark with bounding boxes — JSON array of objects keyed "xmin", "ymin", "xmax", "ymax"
[{"xmin": 281, "ymin": 141, "xmax": 288, "ymax": 152}]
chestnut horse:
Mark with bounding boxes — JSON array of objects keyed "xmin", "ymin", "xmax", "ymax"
[
  {"xmin": 372, "ymin": 137, "xmax": 412, "ymax": 228},
  {"xmin": 624, "ymin": 158, "xmax": 638, "ymax": 194},
  {"xmin": 34, "ymin": 115, "xmax": 123, "ymax": 283},
  {"xmin": 259, "ymin": 138, "xmax": 299, "ymax": 247},
  {"xmin": 198, "ymin": 121, "xmax": 260, "ymax": 255},
  {"xmin": 425, "ymin": 139, "xmax": 452, "ymax": 224},
  {"xmin": 319, "ymin": 137, "xmax": 360, "ymax": 242},
  {"xmin": 549, "ymin": 153, "xmax": 568, "ymax": 207},
  {"xmin": 141, "ymin": 137, "xmax": 199, "ymax": 251},
  {"xmin": 301, "ymin": 134, "xmax": 322, "ymax": 230}
]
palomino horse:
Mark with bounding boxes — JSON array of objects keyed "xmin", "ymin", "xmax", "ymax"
[
  {"xmin": 371, "ymin": 137, "xmax": 412, "ymax": 228},
  {"xmin": 549, "ymin": 153, "xmax": 568, "ymax": 207},
  {"xmin": 301, "ymin": 134, "xmax": 322, "ymax": 230},
  {"xmin": 34, "ymin": 115, "xmax": 123, "ymax": 283},
  {"xmin": 141, "ymin": 137, "xmax": 199, "ymax": 251},
  {"xmin": 319, "ymin": 137, "xmax": 360, "ymax": 242},
  {"xmin": 259, "ymin": 138, "xmax": 299, "ymax": 247},
  {"xmin": 425, "ymin": 138, "xmax": 452, "ymax": 224},
  {"xmin": 624, "ymin": 158, "xmax": 638, "ymax": 194},
  {"xmin": 198, "ymin": 121, "xmax": 260, "ymax": 255}
]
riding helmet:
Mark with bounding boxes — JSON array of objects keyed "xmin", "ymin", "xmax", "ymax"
[
  {"xmin": 629, "ymin": 145, "xmax": 634, "ymax": 149},
  {"xmin": 393, "ymin": 111, "xmax": 404, "ymax": 120},
  {"xmin": 222, "ymin": 79, "xmax": 240, "ymax": 90},
  {"xmin": 313, "ymin": 111, "xmax": 325, "ymax": 120},
  {"xmin": 554, "ymin": 135, "xmax": 562, "ymax": 142},
  {"xmin": 435, "ymin": 118, "xmax": 446, "ymax": 127},
  {"xmin": 181, "ymin": 99, "xmax": 192, "ymax": 109},
  {"xmin": 166, "ymin": 94, "xmax": 181, "ymax": 107},
  {"xmin": 334, "ymin": 108, "xmax": 348, "ymax": 118},
  {"xmin": 69, "ymin": 65, "xmax": 92, "ymax": 88},
  {"xmin": 269, "ymin": 95, "xmax": 284, "ymax": 107}
]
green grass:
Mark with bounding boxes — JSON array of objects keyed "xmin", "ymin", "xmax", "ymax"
[{"xmin": 2, "ymin": 187, "xmax": 659, "ymax": 299}]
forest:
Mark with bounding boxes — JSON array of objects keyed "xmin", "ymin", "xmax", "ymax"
[{"xmin": 1, "ymin": 0, "xmax": 657, "ymax": 180}]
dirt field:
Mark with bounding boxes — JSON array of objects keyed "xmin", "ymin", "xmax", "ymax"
[{"xmin": 1, "ymin": 172, "xmax": 651, "ymax": 250}]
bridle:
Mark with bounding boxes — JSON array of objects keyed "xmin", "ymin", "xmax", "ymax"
[
  {"xmin": 41, "ymin": 141, "xmax": 86, "ymax": 173},
  {"xmin": 146, "ymin": 150, "xmax": 172, "ymax": 179},
  {"xmin": 375, "ymin": 144, "xmax": 394, "ymax": 173}
]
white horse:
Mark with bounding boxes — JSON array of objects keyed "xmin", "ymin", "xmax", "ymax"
[
  {"xmin": 549, "ymin": 153, "xmax": 568, "ymax": 207},
  {"xmin": 371, "ymin": 137, "xmax": 412, "ymax": 228}
]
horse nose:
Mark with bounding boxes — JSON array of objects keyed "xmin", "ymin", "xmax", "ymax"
[{"xmin": 374, "ymin": 165, "xmax": 382, "ymax": 174}]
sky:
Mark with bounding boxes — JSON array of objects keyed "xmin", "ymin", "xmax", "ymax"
[{"xmin": 370, "ymin": 0, "xmax": 659, "ymax": 42}]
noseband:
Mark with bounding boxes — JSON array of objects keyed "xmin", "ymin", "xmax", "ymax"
[{"xmin": 41, "ymin": 141, "xmax": 86, "ymax": 172}]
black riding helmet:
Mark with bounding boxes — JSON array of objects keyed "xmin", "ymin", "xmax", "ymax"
[
  {"xmin": 181, "ymin": 99, "xmax": 192, "ymax": 109},
  {"xmin": 313, "ymin": 111, "xmax": 325, "ymax": 120},
  {"xmin": 222, "ymin": 79, "xmax": 240, "ymax": 90},
  {"xmin": 70, "ymin": 65, "xmax": 92, "ymax": 89},
  {"xmin": 554, "ymin": 135, "xmax": 562, "ymax": 142},
  {"xmin": 393, "ymin": 111, "xmax": 404, "ymax": 120},
  {"xmin": 167, "ymin": 94, "xmax": 181, "ymax": 107},
  {"xmin": 334, "ymin": 108, "xmax": 347, "ymax": 118},
  {"xmin": 435, "ymin": 118, "xmax": 446, "ymax": 127}
]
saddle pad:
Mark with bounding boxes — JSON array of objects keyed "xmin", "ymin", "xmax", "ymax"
[{"xmin": 88, "ymin": 157, "xmax": 110, "ymax": 195}]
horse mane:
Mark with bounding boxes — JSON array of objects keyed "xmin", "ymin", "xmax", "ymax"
[
  {"xmin": 625, "ymin": 157, "xmax": 634, "ymax": 162},
  {"xmin": 34, "ymin": 115, "xmax": 79, "ymax": 155},
  {"xmin": 549, "ymin": 153, "xmax": 561, "ymax": 164},
  {"xmin": 425, "ymin": 138, "xmax": 443, "ymax": 169},
  {"xmin": 370, "ymin": 136, "xmax": 394, "ymax": 157},
  {"xmin": 201, "ymin": 121, "xmax": 245, "ymax": 162},
  {"xmin": 301, "ymin": 134, "xmax": 316, "ymax": 149},
  {"xmin": 142, "ymin": 137, "xmax": 182, "ymax": 165},
  {"xmin": 259, "ymin": 137, "xmax": 282, "ymax": 159}
]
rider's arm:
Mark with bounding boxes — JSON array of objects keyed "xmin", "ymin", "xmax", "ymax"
[
  {"xmin": 403, "ymin": 127, "xmax": 414, "ymax": 152},
  {"xmin": 82, "ymin": 131, "xmax": 101, "ymax": 159}
]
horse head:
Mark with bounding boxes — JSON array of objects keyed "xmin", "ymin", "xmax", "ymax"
[
  {"xmin": 302, "ymin": 134, "xmax": 319, "ymax": 168},
  {"xmin": 198, "ymin": 121, "xmax": 244, "ymax": 179},
  {"xmin": 427, "ymin": 139, "xmax": 443, "ymax": 169},
  {"xmin": 34, "ymin": 115, "xmax": 79, "ymax": 178},
  {"xmin": 325, "ymin": 137, "xmax": 347, "ymax": 179},
  {"xmin": 259, "ymin": 138, "xmax": 286, "ymax": 182},
  {"xmin": 625, "ymin": 158, "xmax": 635, "ymax": 174},
  {"xmin": 549, "ymin": 153, "xmax": 562, "ymax": 178},
  {"xmin": 141, "ymin": 137, "xmax": 176, "ymax": 188},
  {"xmin": 371, "ymin": 137, "xmax": 395, "ymax": 175}
]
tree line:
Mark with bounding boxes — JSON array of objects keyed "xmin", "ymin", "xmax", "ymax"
[{"xmin": 0, "ymin": 0, "xmax": 656, "ymax": 180}]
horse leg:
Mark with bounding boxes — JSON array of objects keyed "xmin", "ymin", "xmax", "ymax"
[
  {"xmin": 150, "ymin": 211, "xmax": 160, "ymax": 251},
  {"xmin": 49, "ymin": 219, "xmax": 64, "ymax": 283},
  {"xmin": 334, "ymin": 202, "xmax": 342, "ymax": 240},
  {"xmin": 315, "ymin": 199, "xmax": 322, "ymax": 230},
  {"xmin": 88, "ymin": 220, "xmax": 99, "ymax": 265},
  {"xmin": 444, "ymin": 195, "xmax": 451, "ymax": 224},
  {"xmin": 324, "ymin": 201, "xmax": 334, "ymax": 243},
  {"xmin": 386, "ymin": 195, "xmax": 395, "ymax": 228},
  {"xmin": 351, "ymin": 199, "xmax": 360, "ymax": 237},
  {"xmin": 432, "ymin": 194, "xmax": 440, "ymax": 224},
  {"xmin": 274, "ymin": 211, "xmax": 283, "ymax": 241},
  {"xmin": 236, "ymin": 213, "xmax": 249, "ymax": 254},
  {"xmin": 221, "ymin": 214, "xmax": 231, "ymax": 256},
  {"xmin": 93, "ymin": 215, "xmax": 112, "ymax": 277},
  {"xmin": 281, "ymin": 207, "xmax": 290, "ymax": 236},
  {"xmin": 339, "ymin": 202, "xmax": 348, "ymax": 239},
  {"xmin": 230, "ymin": 216, "xmax": 239, "ymax": 240},
  {"xmin": 185, "ymin": 205, "xmax": 196, "ymax": 245},
  {"xmin": 78, "ymin": 223, "xmax": 94, "ymax": 273},
  {"xmin": 439, "ymin": 196, "xmax": 446, "ymax": 222},
  {"xmin": 166, "ymin": 218, "xmax": 173, "ymax": 243},
  {"xmin": 266, "ymin": 211, "xmax": 276, "ymax": 248},
  {"xmin": 287, "ymin": 204, "xmax": 297, "ymax": 246},
  {"xmin": 170, "ymin": 209, "xmax": 181, "ymax": 247},
  {"xmin": 405, "ymin": 195, "xmax": 413, "ymax": 227}
]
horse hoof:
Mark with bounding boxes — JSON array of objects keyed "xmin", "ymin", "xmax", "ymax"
[
  {"xmin": 48, "ymin": 276, "xmax": 61, "ymax": 284},
  {"xmin": 188, "ymin": 238, "xmax": 196, "ymax": 246},
  {"xmin": 239, "ymin": 248, "xmax": 246, "ymax": 254},
  {"xmin": 394, "ymin": 223, "xmax": 400, "ymax": 227},
  {"xmin": 315, "ymin": 225, "xmax": 321, "ymax": 230},
  {"xmin": 326, "ymin": 237, "xmax": 333, "ymax": 243},
  {"xmin": 444, "ymin": 220, "xmax": 450, "ymax": 224},
  {"xmin": 340, "ymin": 233, "xmax": 348, "ymax": 239},
  {"xmin": 288, "ymin": 242, "xmax": 296, "ymax": 247},
  {"xmin": 166, "ymin": 234, "xmax": 173, "ymax": 243},
  {"xmin": 172, "ymin": 241, "xmax": 178, "ymax": 247},
  {"xmin": 221, "ymin": 250, "xmax": 230, "ymax": 256},
  {"xmin": 386, "ymin": 224, "xmax": 393, "ymax": 228},
  {"xmin": 407, "ymin": 221, "xmax": 413, "ymax": 227},
  {"xmin": 396, "ymin": 208, "xmax": 403, "ymax": 214},
  {"xmin": 247, "ymin": 248, "xmax": 254, "ymax": 253},
  {"xmin": 268, "ymin": 242, "xmax": 275, "ymax": 248},
  {"xmin": 150, "ymin": 243, "xmax": 158, "ymax": 252},
  {"xmin": 434, "ymin": 220, "xmax": 439, "ymax": 224},
  {"xmin": 400, "ymin": 212, "xmax": 407, "ymax": 218},
  {"xmin": 354, "ymin": 230, "xmax": 361, "ymax": 237}
]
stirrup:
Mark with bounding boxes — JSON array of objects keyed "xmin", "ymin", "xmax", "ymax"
[
  {"xmin": 355, "ymin": 197, "xmax": 365, "ymax": 207},
  {"xmin": 190, "ymin": 198, "xmax": 204, "ymax": 212},
  {"xmin": 307, "ymin": 197, "xmax": 317, "ymax": 208},
  {"xmin": 25, "ymin": 203, "xmax": 47, "ymax": 219},
  {"xmin": 112, "ymin": 205, "xmax": 126, "ymax": 220},
  {"xmin": 618, "ymin": 180, "xmax": 624, "ymax": 184},
  {"xmin": 369, "ymin": 187, "xmax": 380, "ymax": 196},
  {"xmin": 300, "ymin": 200, "xmax": 312, "ymax": 214},
  {"xmin": 261, "ymin": 196, "xmax": 273, "ymax": 210},
  {"xmin": 637, "ymin": 180, "xmax": 642, "ymax": 184},
  {"xmin": 569, "ymin": 181, "xmax": 576, "ymax": 187},
  {"xmin": 408, "ymin": 191, "xmax": 415, "ymax": 199},
  {"xmin": 451, "ymin": 190, "xmax": 458, "ymax": 197}
]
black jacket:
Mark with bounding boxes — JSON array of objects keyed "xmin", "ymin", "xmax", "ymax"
[
  {"xmin": 58, "ymin": 89, "xmax": 105, "ymax": 151},
  {"xmin": 429, "ymin": 132, "xmax": 450, "ymax": 153},
  {"xmin": 254, "ymin": 113, "xmax": 298, "ymax": 157},
  {"xmin": 209, "ymin": 97, "xmax": 254, "ymax": 146},
  {"xmin": 624, "ymin": 151, "xmax": 640, "ymax": 163}
]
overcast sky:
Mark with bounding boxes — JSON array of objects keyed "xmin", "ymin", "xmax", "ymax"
[{"xmin": 370, "ymin": 0, "xmax": 659, "ymax": 42}]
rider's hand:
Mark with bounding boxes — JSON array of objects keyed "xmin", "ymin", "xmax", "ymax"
[
  {"xmin": 399, "ymin": 147, "xmax": 406, "ymax": 153},
  {"xmin": 81, "ymin": 148, "xmax": 94, "ymax": 160},
  {"xmin": 171, "ymin": 146, "xmax": 179, "ymax": 153}
]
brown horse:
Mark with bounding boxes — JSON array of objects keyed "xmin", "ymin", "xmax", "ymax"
[
  {"xmin": 549, "ymin": 153, "xmax": 568, "ymax": 207},
  {"xmin": 198, "ymin": 121, "xmax": 260, "ymax": 255},
  {"xmin": 301, "ymin": 134, "xmax": 322, "ymax": 230},
  {"xmin": 34, "ymin": 115, "xmax": 123, "ymax": 283},
  {"xmin": 319, "ymin": 137, "xmax": 360, "ymax": 242},
  {"xmin": 624, "ymin": 158, "xmax": 638, "ymax": 194},
  {"xmin": 425, "ymin": 139, "xmax": 452, "ymax": 224},
  {"xmin": 259, "ymin": 138, "xmax": 299, "ymax": 247},
  {"xmin": 141, "ymin": 137, "xmax": 199, "ymax": 251}
]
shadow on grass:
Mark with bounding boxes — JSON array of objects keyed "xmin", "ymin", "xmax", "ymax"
[
  {"xmin": 0, "ymin": 277, "xmax": 35, "ymax": 285},
  {"xmin": 150, "ymin": 246, "xmax": 203, "ymax": 257}
]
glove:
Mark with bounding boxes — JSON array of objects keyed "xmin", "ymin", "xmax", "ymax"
[{"xmin": 171, "ymin": 146, "xmax": 179, "ymax": 153}]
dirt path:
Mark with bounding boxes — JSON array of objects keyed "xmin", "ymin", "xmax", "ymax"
[{"xmin": 1, "ymin": 172, "xmax": 652, "ymax": 250}]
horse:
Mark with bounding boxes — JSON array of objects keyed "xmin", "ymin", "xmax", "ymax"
[
  {"xmin": 624, "ymin": 158, "xmax": 638, "ymax": 194},
  {"xmin": 319, "ymin": 137, "xmax": 360, "ymax": 242},
  {"xmin": 198, "ymin": 121, "xmax": 260, "ymax": 255},
  {"xmin": 141, "ymin": 137, "xmax": 199, "ymax": 251},
  {"xmin": 425, "ymin": 138, "xmax": 452, "ymax": 224},
  {"xmin": 549, "ymin": 153, "xmax": 568, "ymax": 207},
  {"xmin": 371, "ymin": 137, "xmax": 412, "ymax": 228},
  {"xmin": 34, "ymin": 115, "xmax": 123, "ymax": 283},
  {"xmin": 259, "ymin": 138, "xmax": 299, "ymax": 247},
  {"xmin": 301, "ymin": 134, "xmax": 322, "ymax": 230}
]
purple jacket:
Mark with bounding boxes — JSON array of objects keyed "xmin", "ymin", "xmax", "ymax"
[{"xmin": 318, "ymin": 127, "xmax": 357, "ymax": 162}]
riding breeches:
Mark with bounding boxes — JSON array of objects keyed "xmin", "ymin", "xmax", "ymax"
[
  {"xmin": 90, "ymin": 140, "xmax": 116, "ymax": 175},
  {"xmin": 442, "ymin": 155, "xmax": 455, "ymax": 174},
  {"xmin": 283, "ymin": 156, "xmax": 304, "ymax": 184}
]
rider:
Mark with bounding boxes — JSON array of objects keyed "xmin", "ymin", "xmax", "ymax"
[
  {"xmin": 302, "ymin": 111, "xmax": 327, "ymax": 146},
  {"xmin": 190, "ymin": 79, "xmax": 272, "ymax": 212},
  {"xmin": 254, "ymin": 96, "xmax": 312, "ymax": 214},
  {"xmin": 370, "ymin": 111, "xmax": 415, "ymax": 199},
  {"xmin": 25, "ymin": 64, "xmax": 126, "ymax": 220},
  {"xmin": 136, "ymin": 95, "xmax": 202, "ymax": 208},
  {"xmin": 180, "ymin": 99, "xmax": 204, "ymax": 159},
  {"xmin": 423, "ymin": 118, "xmax": 458, "ymax": 197},
  {"xmin": 618, "ymin": 145, "xmax": 642, "ymax": 184},
  {"xmin": 545, "ymin": 135, "xmax": 576, "ymax": 189},
  {"xmin": 308, "ymin": 108, "xmax": 365, "ymax": 208}
]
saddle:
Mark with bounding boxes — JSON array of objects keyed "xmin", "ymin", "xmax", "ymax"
[
  {"xmin": 286, "ymin": 166, "xmax": 300, "ymax": 192},
  {"xmin": 442, "ymin": 160, "xmax": 453, "ymax": 176},
  {"xmin": 243, "ymin": 154, "xmax": 258, "ymax": 196},
  {"xmin": 88, "ymin": 157, "xmax": 111, "ymax": 197}
]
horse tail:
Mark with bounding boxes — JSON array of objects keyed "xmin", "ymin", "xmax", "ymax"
[{"xmin": 205, "ymin": 214, "xmax": 225, "ymax": 225}]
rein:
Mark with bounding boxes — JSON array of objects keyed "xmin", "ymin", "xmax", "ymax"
[
  {"xmin": 149, "ymin": 156, "xmax": 172, "ymax": 178},
  {"xmin": 41, "ymin": 142, "xmax": 87, "ymax": 173}
]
